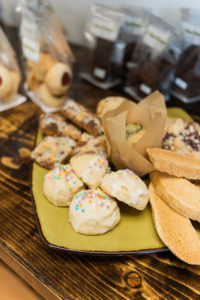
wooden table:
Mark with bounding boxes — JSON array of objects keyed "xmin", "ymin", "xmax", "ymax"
[{"xmin": 1, "ymin": 32, "xmax": 200, "ymax": 300}]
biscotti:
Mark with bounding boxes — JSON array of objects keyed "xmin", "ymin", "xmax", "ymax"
[
  {"xmin": 61, "ymin": 99, "xmax": 103, "ymax": 136},
  {"xmin": 149, "ymin": 183, "xmax": 200, "ymax": 265},
  {"xmin": 147, "ymin": 148, "xmax": 200, "ymax": 180},
  {"xmin": 31, "ymin": 136, "xmax": 76, "ymax": 169},
  {"xmin": 39, "ymin": 113, "xmax": 81, "ymax": 140},
  {"xmin": 71, "ymin": 134, "xmax": 107, "ymax": 158},
  {"xmin": 150, "ymin": 171, "xmax": 200, "ymax": 222}
]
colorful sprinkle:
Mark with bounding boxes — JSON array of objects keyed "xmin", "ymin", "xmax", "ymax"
[
  {"xmin": 86, "ymin": 156, "xmax": 109, "ymax": 173},
  {"xmin": 117, "ymin": 169, "xmax": 136, "ymax": 179},
  {"xmin": 45, "ymin": 164, "xmax": 81, "ymax": 196},
  {"xmin": 73, "ymin": 189, "xmax": 114, "ymax": 214}
]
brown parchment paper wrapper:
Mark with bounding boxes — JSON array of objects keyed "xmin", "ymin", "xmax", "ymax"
[{"xmin": 102, "ymin": 91, "xmax": 167, "ymax": 177}]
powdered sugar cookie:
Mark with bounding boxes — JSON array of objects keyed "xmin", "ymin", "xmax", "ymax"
[
  {"xmin": 43, "ymin": 164, "xmax": 84, "ymax": 206},
  {"xmin": 101, "ymin": 169, "xmax": 149, "ymax": 210},
  {"xmin": 69, "ymin": 189, "xmax": 120, "ymax": 235},
  {"xmin": 70, "ymin": 154, "xmax": 109, "ymax": 189}
]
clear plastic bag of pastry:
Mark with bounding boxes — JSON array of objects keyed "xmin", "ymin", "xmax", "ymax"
[
  {"xmin": 0, "ymin": 26, "xmax": 26, "ymax": 112},
  {"xmin": 118, "ymin": 6, "xmax": 151, "ymax": 77},
  {"xmin": 171, "ymin": 8, "xmax": 200, "ymax": 103},
  {"xmin": 16, "ymin": 0, "xmax": 68, "ymax": 36},
  {"xmin": 18, "ymin": 0, "xmax": 74, "ymax": 113},
  {"xmin": 124, "ymin": 15, "xmax": 180, "ymax": 101},
  {"xmin": 80, "ymin": 4, "xmax": 125, "ymax": 89}
]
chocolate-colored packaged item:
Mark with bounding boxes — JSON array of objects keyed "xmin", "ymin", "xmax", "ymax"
[
  {"xmin": 171, "ymin": 8, "xmax": 200, "ymax": 103},
  {"xmin": 91, "ymin": 38, "xmax": 125, "ymax": 83},
  {"xmin": 124, "ymin": 15, "xmax": 180, "ymax": 101},
  {"xmin": 81, "ymin": 4, "xmax": 125, "ymax": 89},
  {"xmin": 119, "ymin": 7, "xmax": 151, "ymax": 73}
]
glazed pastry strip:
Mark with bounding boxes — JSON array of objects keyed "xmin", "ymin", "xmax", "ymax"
[
  {"xmin": 39, "ymin": 113, "xmax": 81, "ymax": 140},
  {"xmin": 31, "ymin": 136, "xmax": 76, "ymax": 169},
  {"xmin": 61, "ymin": 99, "xmax": 103, "ymax": 136}
]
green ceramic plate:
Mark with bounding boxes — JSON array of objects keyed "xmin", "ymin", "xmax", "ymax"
[{"xmin": 30, "ymin": 107, "xmax": 193, "ymax": 255}]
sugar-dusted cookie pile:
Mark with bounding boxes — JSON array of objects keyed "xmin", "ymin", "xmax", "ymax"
[{"xmin": 31, "ymin": 97, "xmax": 150, "ymax": 236}]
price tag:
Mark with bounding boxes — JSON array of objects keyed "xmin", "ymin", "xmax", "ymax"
[
  {"xmin": 175, "ymin": 77, "xmax": 188, "ymax": 90},
  {"xmin": 143, "ymin": 25, "xmax": 171, "ymax": 52}
]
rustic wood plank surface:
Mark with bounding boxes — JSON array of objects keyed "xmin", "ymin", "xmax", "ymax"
[{"xmin": 0, "ymin": 27, "xmax": 200, "ymax": 300}]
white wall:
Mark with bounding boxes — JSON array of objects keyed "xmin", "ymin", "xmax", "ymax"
[
  {"xmin": 48, "ymin": 0, "xmax": 200, "ymax": 45},
  {"xmin": 1, "ymin": 0, "xmax": 200, "ymax": 45}
]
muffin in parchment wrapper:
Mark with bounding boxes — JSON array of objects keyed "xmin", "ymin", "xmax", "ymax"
[{"xmin": 101, "ymin": 91, "xmax": 167, "ymax": 177}]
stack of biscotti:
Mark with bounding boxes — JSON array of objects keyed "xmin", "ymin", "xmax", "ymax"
[
  {"xmin": 147, "ymin": 147, "xmax": 200, "ymax": 264},
  {"xmin": 31, "ymin": 99, "xmax": 105, "ymax": 169}
]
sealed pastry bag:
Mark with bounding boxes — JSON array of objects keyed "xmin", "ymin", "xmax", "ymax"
[
  {"xmin": 171, "ymin": 8, "xmax": 200, "ymax": 103},
  {"xmin": 80, "ymin": 4, "xmax": 125, "ymax": 89},
  {"xmin": 124, "ymin": 15, "xmax": 180, "ymax": 101},
  {"xmin": 18, "ymin": 0, "xmax": 74, "ymax": 112},
  {"xmin": 0, "ymin": 26, "xmax": 26, "ymax": 112},
  {"xmin": 118, "ymin": 6, "xmax": 150, "ymax": 77}
]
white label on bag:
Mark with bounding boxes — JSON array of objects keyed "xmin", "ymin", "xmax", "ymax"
[
  {"xmin": 22, "ymin": 37, "xmax": 40, "ymax": 63},
  {"xmin": 182, "ymin": 22, "xmax": 200, "ymax": 45},
  {"xmin": 175, "ymin": 77, "xmax": 188, "ymax": 90},
  {"xmin": 143, "ymin": 25, "xmax": 171, "ymax": 52},
  {"xmin": 93, "ymin": 67, "xmax": 106, "ymax": 79},
  {"xmin": 125, "ymin": 16, "xmax": 146, "ymax": 35},
  {"xmin": 90, "ymin": 17, "xmax": 120, "ymax": 41},
  {"xmin": 140, "ymin": 83, "xmax": 152, "ymax": 94},
  {"xmin": 21, "ymin": 19, "xmax": 37, "ymax": 39}
]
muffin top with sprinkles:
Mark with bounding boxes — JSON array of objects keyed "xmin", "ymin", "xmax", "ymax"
[
  {"xmin": 69, "ymin": 189, "xmax": 120, "ymax": 235},
  {"xmin": 116, "ymin": 169, "xmax": 137, "ymax": 179},
  {"xmin": 70, "ymin": 154, "xmax": 110, "ymax": 189},
  {"xmin": 43, "ymin": 164, "xmax": 84, "ymax": 207},
  {"xmin": 73, "ymin": 189, "xmax": 114, "ymax": 212}
]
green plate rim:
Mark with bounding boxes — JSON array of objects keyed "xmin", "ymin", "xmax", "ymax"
[{"xmin": 30, "ymin": 107, "xmax": 192, "ymax": 255}]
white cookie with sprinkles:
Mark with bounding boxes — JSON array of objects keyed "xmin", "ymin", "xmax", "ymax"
[
  {"xmin": 43, "ymin": 164, "xmax": 84, "ymax": 206},
  {"xmin": 70, "ymin": 154, "xmax": 110, "ymax": 189},
  {"xmin": 101, "ymin": 169, "xmax": 149, "ymax": 210},
  {"xmin": 69, "ymin": 189, "xmax": 120, "ymax": 235}
]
